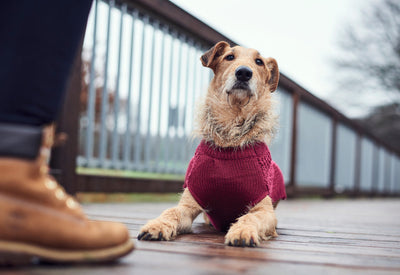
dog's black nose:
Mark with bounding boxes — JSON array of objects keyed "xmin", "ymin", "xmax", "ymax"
[{"xmin": 235, "ymin": 66, "xmax": 253, "ymax": 82}]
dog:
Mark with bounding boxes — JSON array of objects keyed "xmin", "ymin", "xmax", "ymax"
[{"xmin": 138, "ymin": 41, "xmax": 286, "ymax": 247}]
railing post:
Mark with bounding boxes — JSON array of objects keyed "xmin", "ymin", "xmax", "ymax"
[
  {"xmin": 384, "ymin": 152, "xmax": 391, "ymax": 196},
  {"xmin": 353, "ymin": 132, "xmax": 362, "ymax": 195},
  {"xmin": 288, "ymin": 91, "xmax": 299, "ymax": 196},
  {"xmin": 328, "ymin": 118, "xmax": 338, "ymax": 196},
  {"xmin": 50, "ymin": 40, "xmax": 83, "ymax": 195},
  {"xmin": 371, "ymin": 142, "xmax": 379, "ymax": 196}
]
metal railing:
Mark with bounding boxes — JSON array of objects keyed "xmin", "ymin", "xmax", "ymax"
[
  {"xmin": 73, "ymin": 0, "xmax": 400, "ymax": 196},
  {"xmin": 78, "ymin": 0, "xmax": 212, "ymax": 175}
]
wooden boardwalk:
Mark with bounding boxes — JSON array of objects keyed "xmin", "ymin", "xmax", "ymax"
[{"xmin": 3, "ymin": 199, "xmax": 400, "ymax": 274}]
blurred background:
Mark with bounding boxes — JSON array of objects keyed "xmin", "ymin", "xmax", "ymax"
[{"xmin": 52, "ymin": 0, "xmax": 400, "ymax": 201}]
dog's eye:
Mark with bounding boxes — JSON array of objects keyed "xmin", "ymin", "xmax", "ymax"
[
  {"xmin": 255, "ymin": 58, "xmax": 264, "ymax": 66},
  {"xmin": 225, "ymin": 54, "xmax": 234, "ymax": 61}
]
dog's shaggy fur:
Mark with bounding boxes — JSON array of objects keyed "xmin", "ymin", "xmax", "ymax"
[
  {"xmin": 138, "ymin": 41, "xmax": 281, "ymax": 247},
  {"xmin": 195, "ymin": 91, "xmax": 277, "ymax": 148}
]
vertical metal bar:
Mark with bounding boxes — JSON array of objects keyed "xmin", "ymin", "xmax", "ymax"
[
  {"xmin": 111, "ymin": 4, "xmax": 126, "ymax": 168},
  {"xmin": 144, "ymin": 21, "xmax": 158, "ymax": 171},
  {"xmin": 85, "ymin": 0, "xmax": 98, "ymax": 167},
  {"xmin": 353, "ymin": 132, "xmax": 362, "ymax": 194},
  {"xmin": 190, "ymin": 45, "xmax": 200, "ymax": 121},
  {"xmin": 328, "ymin": 117, "xmax": 337, "ymax": 195},
  {"xmin": 155, "ymin": 26, "xmax": 167, "ymax": 172},
  {"xmin": 133, "ymin": 16, "xmax": 149, "ymax": 169},
  {"xmin": 190, "ymin": 46, "xmax": 204, "ymax": 155},
  {"xmin": 371, "ymin": 142, "xmax": 379, "ymax": 195},
  {"xmin": 395, "ymin": 157, "xmax": 399, "ymax": 195},
  {"xmin": 123, "ymin": 10, "xmax": 137, "ymax": 169},
  {"xmin": 99, "ymin": 0, "xmax": 113, "ymax": 168},
  {"xmin": 163, "ymin": 32, "xmax": 176, "ymax": 172},
  {"xmin": 180, "ymin": 41, "xmax": 193, "ymax": 172},
  {"xmin": 384, "ymin": 151, "xmax": 391, "ymax": 194},
  {"xmin": 390, "ymin": 152, "xmax": 396, "ymax": 195},
  {"xmin": 395, "ymin": 156, "xmax": 399, "ymax": 194},
  {"xmin": 288, "ymin": 91, "xmax": 300, "ymax": 196},
  {"xmin": 396, "ymin": 159, "xmax": 399, "ymax": 195},
  {"xmin": 389, "ymin": 154, "xmax": 396, "ymax": 194},
  {"xmin": 171, "ymin": 36, "xmax": 184, "ymax": 173}
]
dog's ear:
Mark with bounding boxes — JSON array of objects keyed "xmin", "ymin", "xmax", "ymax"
[
  {"xmin": 265, "ymin": 58, "xmax": 279, "ymax": 92},
  {"xmin": 201, "ymin": 41, "xmax": 230, "ymax": 71}
]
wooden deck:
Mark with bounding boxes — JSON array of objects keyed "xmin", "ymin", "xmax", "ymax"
[{"xmin": 4, "ymin": 198, "xmax": 400, "ymax": 274}]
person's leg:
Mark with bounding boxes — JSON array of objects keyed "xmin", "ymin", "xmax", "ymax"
[
  {"xmin": 0, "ymin": 0, "xmax": 91, "ymax": 126},
  {"xmin": 0, "ymin": 1, "xmax": 134, "ymax": 265}
]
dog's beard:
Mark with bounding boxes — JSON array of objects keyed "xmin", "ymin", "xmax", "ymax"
[
  {"xmin": 198, "ymin": 104, "xmax": 275, "ymax": 148},
  {"xmin": 226, "ymin": 91, "xmax": 251, "ymax": 108},
  {"xmin": 224, "ymin": 76, "xmax": 257, "ymax": 108}
]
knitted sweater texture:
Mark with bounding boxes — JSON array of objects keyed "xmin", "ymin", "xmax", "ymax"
[{"xmin": 184, "ymin": 140, "xmax": 287, "ymax": 232}]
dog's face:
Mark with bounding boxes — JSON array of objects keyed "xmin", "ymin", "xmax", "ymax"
[
  {"xmin": 201, "ymin": 41, "xmax": 279, "ymax": 107},
  {"xmin": 197, "ymin": 41, "xmax": 279, "ymax": 147}
]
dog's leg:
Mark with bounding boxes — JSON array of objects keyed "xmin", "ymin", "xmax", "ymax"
[
  {"xmin": 138, "ymin": 189, "xmax": 203, "ymax": 241},
  {"xmin": 225, "ymin": 196, "xmax": 277, "ymax": 247},
  {"xmin": 203, "ymin": 212, "xmax": 212, "ymax": 226}
]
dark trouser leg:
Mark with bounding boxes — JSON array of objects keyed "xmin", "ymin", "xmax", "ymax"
[
  {"xmin": 0, "ymin": 2, "xmax": 135, "ymax": 264},
  {"xmin": 0, "ymin": 0, "xmax": 92, "ymax": 126}
]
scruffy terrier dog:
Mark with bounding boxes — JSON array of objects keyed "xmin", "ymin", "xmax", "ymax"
[{"xmin": 138, "ymin": 41, "xmax": 286, "ymax": 247}]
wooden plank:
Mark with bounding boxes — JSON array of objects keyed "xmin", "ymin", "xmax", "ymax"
[
  {"xmin": 126, "ymin": 250, "xmax": 400, "ymax": 275},
  {"xmin": 6, "ymin": 199, "xmax": 398, "ymax": 274},
  {"xmin": 77, "ymin": 175, "xmax": 184, "ymax": 193},
  {"xmin": 134, "ymin": 243, "xmax": 400, "ymax": 270},
  {"xmin": 7, "ymin": 249, "xmax": 398, "ymax": 275}
]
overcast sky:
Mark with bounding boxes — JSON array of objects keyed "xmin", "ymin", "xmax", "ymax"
[{"xmin": 170, "ymin": 0, "xmax": 386, "ymax": 118}]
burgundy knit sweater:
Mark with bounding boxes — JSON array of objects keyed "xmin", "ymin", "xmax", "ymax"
[{"xmin": 184, "ymin": 140, "xmax": 287, "ymax": 232}]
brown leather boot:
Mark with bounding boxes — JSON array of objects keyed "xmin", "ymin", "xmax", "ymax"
[{"xmin": 0, "ymin": 124, "xmax": 134, "ymax": 265}]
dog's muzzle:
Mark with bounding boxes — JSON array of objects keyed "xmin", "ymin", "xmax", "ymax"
[
  {"xmin": 228, "ymin": 66, "xmax": 253, "ymax": 94},
  {"xmin": 226, "ymin": 66, "xmax": 254, "ymax": 107}
]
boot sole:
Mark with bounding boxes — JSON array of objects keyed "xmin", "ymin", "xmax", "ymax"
[{"xmin": 0, "ymin": 239, "xmax": 134, "ymax": 265}]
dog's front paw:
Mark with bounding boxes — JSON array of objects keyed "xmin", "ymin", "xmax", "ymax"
[
  {"xmin": 138, "ymin": 218, "xmax": 178, "ymax": 241},
  {"xmin": 225, "ymin": 223, "xmax": 260, "ymax": 247}
]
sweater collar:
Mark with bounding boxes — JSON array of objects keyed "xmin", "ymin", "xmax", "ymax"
[{"xmin": 197, "ymin": 140, "xmax": 270, "ymax": 160}]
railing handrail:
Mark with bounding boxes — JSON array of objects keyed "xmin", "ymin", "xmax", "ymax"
[{"xmin": 115, "ymin": 0, "xmax": 237, "ymax": 47}]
